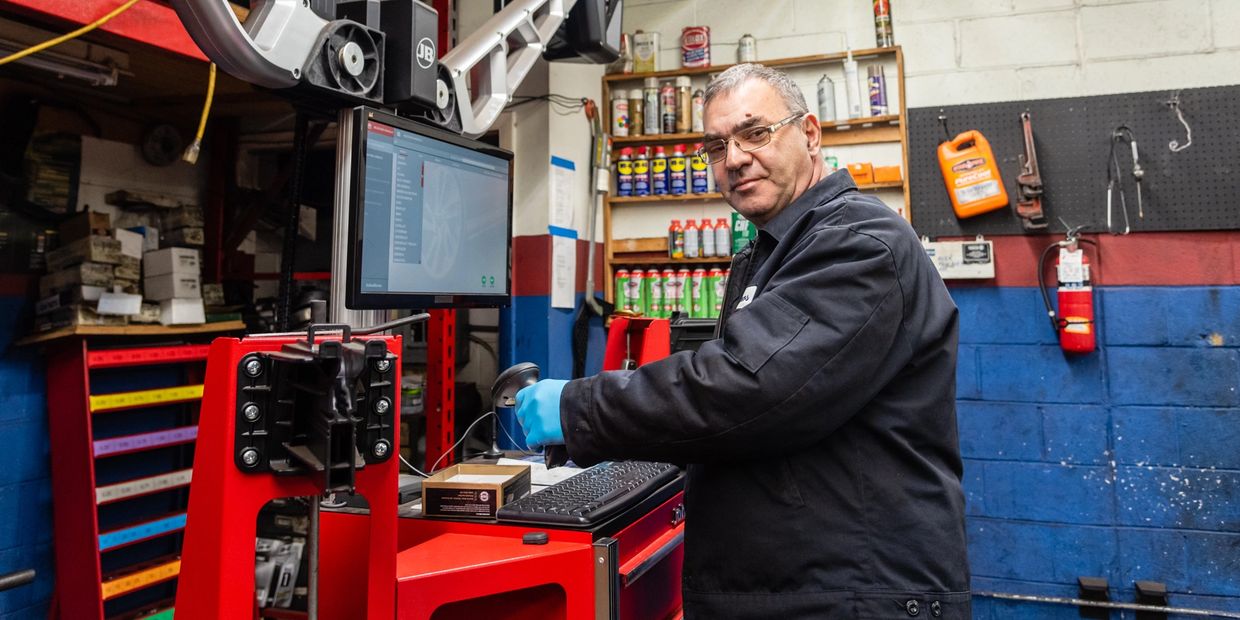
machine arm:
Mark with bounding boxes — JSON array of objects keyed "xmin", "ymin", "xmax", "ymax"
[{"xmin": 169, "ymin": 0, "xmax": 591, "ymax": 136}]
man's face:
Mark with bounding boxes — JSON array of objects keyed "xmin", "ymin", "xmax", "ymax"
[{"xmin": 704, "ymin": 79, "xmax": 821, "ymax": 226}]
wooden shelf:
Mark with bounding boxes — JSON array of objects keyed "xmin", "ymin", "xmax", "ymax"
[
  {"xmin": 613, "ymin": 132, "xmax": 703, "ymax": 146},
  {"xmin": 603, "ymin": 47, "xmax": 900, "ymax": 83},
  {"xmin": 612, "ymin": 115, "xmax": 902, "ymax": 149},
  {"xmin": 858, "ymin": 181, "xmax": 904, "ymax": 191},
  {"xmin": 608, "ymin": 192, "xmax": 723, "ymax": 204},
  {"xmin": 18, "ymin": 320, "xmax": 246, "ymax": 346},
  {"xmin": 611, "ymin": 256, "xmax": 733, "ymax": 266}
]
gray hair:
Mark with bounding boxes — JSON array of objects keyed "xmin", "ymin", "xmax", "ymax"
[{"xmin": 703, "ymin": 63, "xmax": 809, "ymax": 116}]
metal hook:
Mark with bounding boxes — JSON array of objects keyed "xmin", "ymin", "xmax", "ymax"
[
  {"xmin": 937, "ymin": 113, "xmax": 951, "ymax": 143},
  {"xmin": 1166, "ymin": 92, "xmax": 1192, "ymax": 152}
]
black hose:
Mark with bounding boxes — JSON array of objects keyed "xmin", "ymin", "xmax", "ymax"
[{"xmin": 1037, "ymin": 241, "xmax": 1060, "ymax": 334}]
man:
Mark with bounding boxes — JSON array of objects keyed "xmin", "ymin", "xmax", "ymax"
[{"xmin": 515, "ymin": 64, "xmax": 970, "ymax": 619}]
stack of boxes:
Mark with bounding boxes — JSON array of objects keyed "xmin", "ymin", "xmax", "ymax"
[
  {"xmin": 36, "ymin": 211, "xmax": 129, "ymax": 330},
  {"xmin": 144, "ymin": 247, "xmax": 204, "ymax": 325}
]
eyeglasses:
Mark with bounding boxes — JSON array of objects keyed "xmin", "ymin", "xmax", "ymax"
[{"xmin": 696, "ymin": 113, "xmax": 806, "ymax": 165}]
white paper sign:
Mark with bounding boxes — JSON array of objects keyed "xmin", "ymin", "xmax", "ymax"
[
  {"xmin": 550, "ymin": 226, "xmax": 577, "ymax": 309},
  {"xmin": 550, "ymin": 156, "xmax": 576, "ymax": 229}
]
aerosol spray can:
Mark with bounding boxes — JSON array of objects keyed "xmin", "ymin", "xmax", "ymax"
[
  {"xmin": 661, "ymin": 268, "xmax": 679, "ymax": 315},
  {"xmin": 675, "ymin": 76, "xmax": 692, "ymax": 134},
  {"xmin": 633, "ymin": 146, "xmax": 651, "ymax": 196},
  {"xmin": 625, "ymin": 271, "xmax": 645, "ymax": 314},
  {"xmin": 690, "ymin": 143, "xmax": 710, "ymax": 194},
  {"xmin": 615, "ymin": 147, "xmax": 633, "ymax": 197},
  {"xmin": 643, "ymin": 77, "xmax": 660, "ymax": 135},
  {"xmin": 873, "ymin": 0, "xmax": 894, "ymax": 48},
  {"xmin": 868, "ymin": 65, "xmax": 888, "ymax": 116},
  {"xmin": 668, "ymin": 144, "xmax": 689, "ymax": 195},
  {"xmin": 738, "ymin": 33, "xmax": 757, "ymax": 63},
  {"xmin": 707, "ymin": 268, "xmax": 725, "ymax": 318},
  {"xmin": 817, "ymin": 74, "xmax": 836, "ymax": 122},
  {"xmin": 689, "ymin": 268, "xmax": 707, "ymax": 318},
  {"xmin": 691, "ymin": 88, "xmax": 705, "ymax": 132},
  {"xmin": 610, "ymin": 90, "xmax": 629, "ymax": 136},
  {"xmin": 615, "ymin": 269, "xmax": 630, "ymax": 310},
  {"xmin": 644, "ymin": 269, "xmax": 665, "ymax": 318},
  {"xmin": 652, "ymin": 146, "xmax": 669, "ymax": 195},
  {"xmin": 628, "ymin": 88, "xmax": 644, "ymax": 136},
  {"xmin": 674, "ymin": 268, "xmax": 691, "ymax": 314},
  {"xmin": 660, "ymin": 80, "xmax": 677, "ymax": 134}
]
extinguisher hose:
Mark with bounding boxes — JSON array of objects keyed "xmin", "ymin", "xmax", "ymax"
[{"xmin": 1038, "ymin": 242, "xmax": 1060, "ymax": 333}]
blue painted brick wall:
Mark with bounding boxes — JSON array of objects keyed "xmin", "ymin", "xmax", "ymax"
[
  {"xmin": 0, "ymin": 297, "xmax": 52, "ymax": 619},
  {"xmin": 952, "ymin": 286, "xmax": 1240, "ymax": 616}
]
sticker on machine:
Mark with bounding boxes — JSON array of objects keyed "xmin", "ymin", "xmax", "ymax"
[{"xmin": 736, "ymin": 286, "xmax": 757, "ymax": 309}]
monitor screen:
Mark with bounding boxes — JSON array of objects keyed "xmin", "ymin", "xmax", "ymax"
[{"xmin": 346, "ymin": 107, "xmax": 513, "ymax": 309}]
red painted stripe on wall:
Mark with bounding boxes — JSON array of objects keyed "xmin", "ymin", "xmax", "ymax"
[
  {"xmin": 512, "ymin": 235, "xmax": 605, "ymax": 297},
  {"xmin": 0, "ymin": 0, "xmax": 208, "ymax": 61},
  {"xmin": 942, "ymin": 231, "xmax": 1240, "ymax": 288}
]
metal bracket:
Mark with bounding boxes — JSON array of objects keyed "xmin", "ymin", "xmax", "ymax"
[{"xmin": 593, "ymin": 536, "xmax": 619, "ymax": 620}]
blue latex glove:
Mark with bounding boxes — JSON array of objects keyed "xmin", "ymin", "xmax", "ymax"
[{"xmin": 514, "ymin": 379, "xmax": 568, "ymax": 449}]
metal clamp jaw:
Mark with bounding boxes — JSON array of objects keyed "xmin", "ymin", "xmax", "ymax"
[{"xmin": 234, "ymin": 324, "xmax": 398, "ymax": 494}]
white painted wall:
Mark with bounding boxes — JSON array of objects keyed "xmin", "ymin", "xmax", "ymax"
[{"xmin": 626, "ymin": 0, "xmax": 1240, "ymax": 106}]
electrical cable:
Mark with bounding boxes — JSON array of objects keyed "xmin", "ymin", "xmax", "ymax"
[
  {"xmin": 182, "ymin": 63, "xmax": 217, "ymax": 164},
  {"xmin": 426, "ymin": 410, "xmax": 498, "ymax": 475},
  {"xmin": 0, "ymin": 0, "xmax": 141, "ymax": 67}
]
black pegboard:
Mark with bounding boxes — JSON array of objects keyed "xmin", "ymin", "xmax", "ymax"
[{"xmin": 909, "ymin": 85, "xmax": 1240, "ymax": 237}]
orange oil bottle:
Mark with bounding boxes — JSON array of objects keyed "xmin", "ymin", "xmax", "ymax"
[{"xmin": 937, "ymin": 130, "xmax": 1009, "ymax": 219}]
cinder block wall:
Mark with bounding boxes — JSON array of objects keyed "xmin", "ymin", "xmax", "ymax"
[
  {"xmin": 625, "ymin": 1, "xmax": 1240, "ymax": 617},
  {"xmin": 0, "ymin": 294, "xmax": 54, "ymax": 618}
]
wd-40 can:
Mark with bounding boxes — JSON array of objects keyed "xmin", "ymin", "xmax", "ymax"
[
  {"xmin": 689, "ymin": 268, "xmax": 708, "ymax": 318},
  {"xmin": 690, "ymin": 143, "xmax": 709, "ymax": 193},
  {"xmin": 633, "ymin": 147, "xmax": 651, "ymax": 196},
  {"xmin": 615, "ymin": 147, "xmax": 633, "ymax": 197},
  {"xmin": 644, "ymin": 270, "xmax": 665, "ymax": 318}
]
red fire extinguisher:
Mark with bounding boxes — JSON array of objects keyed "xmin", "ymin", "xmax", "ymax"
[{"xmin": 1038, "ymin": 228, "xmax": 1097, "ymax": 354}]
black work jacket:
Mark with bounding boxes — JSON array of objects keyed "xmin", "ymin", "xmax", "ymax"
[{"xmin": 560, "ymin": 170, "xmax": 970, "ymax": 619}]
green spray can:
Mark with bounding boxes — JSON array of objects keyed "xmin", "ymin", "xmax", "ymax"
[
  {"xmin": 672, "ymin": 268, "xmax": 690, "ymax": 315},
  {"xmin": 624, "ymin": 270, "xmax": 644, "ymax": 313},
  {"xmin": 660, "ymin": 269, "xmax": 677, "ymax": 316},
  {"xmin": 644, "ymin": 269, "xmax": 665, "ymax": 318},
  {"xmin": 615, "ymin": 269, "xmax": 630, "ymax": 311},
  {"xmin": 707, "ymin": 268, "xmax": 725, "ymax": 318},
  {"xmin": 689, "ymin": 268, "xmax": 707, "ymax": 318}
]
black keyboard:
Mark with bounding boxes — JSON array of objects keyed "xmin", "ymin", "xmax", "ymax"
[{"xmin": 496, "ymin": 461, "xmax": 679, "ymax": 526}]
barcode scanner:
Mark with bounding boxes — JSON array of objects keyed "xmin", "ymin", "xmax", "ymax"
[{"xmin": 491, "ymin": 363, "xmax": 570, "ymax": 468}]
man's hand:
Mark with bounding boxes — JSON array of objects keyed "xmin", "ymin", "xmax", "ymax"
[{"xmin": 515, "ymin": 379, "xmax": 568, "ymax": 449}]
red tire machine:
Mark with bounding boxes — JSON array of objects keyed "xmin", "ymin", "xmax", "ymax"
[{"xmin": 176, "ymin": 316, "xmax": 684, "ymax": 619}]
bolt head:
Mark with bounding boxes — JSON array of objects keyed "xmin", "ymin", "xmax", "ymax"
[
  {"xmin": 242, "ymin": 403, "xmax": 261, "ymax": 422},
  {"xmin": 241, "ymin": 448, "xmax": 260, "ymax": 467},
  {"xmin": 373, "ymin": 397, "xmax": 392, "ymax": 415},
  {"xmin": 372, "ymin": 440, "xmax": 390, "ymax": 458},
  {"xmin": 373, "ymin": 358, "xmax": 391, "ymax": 373},
  {"xmin": 243, "ymin": 358, "xmax": 263, "ymax": 377}
]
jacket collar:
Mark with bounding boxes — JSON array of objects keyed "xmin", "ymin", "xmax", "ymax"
[{"xmin": 757, "ymin": 169, "xmax": 857, "ymax": 242}]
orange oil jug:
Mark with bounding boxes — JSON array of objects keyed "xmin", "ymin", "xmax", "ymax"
[{"xmin": 937, "ymin": 130, "xmax": 1009, "ymax": 219}]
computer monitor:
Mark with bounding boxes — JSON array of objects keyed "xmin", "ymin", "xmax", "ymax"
[{"xmin": 346, "ymin": 106, "xmax": 514, "ymax": 309}]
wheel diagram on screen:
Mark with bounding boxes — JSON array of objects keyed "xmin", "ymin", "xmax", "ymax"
[{"xmin": 420, "ymin": 161, "xmax": 465, "ymax": 279}]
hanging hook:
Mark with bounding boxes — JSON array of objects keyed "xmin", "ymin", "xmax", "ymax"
[
  {"xmin": 1166, "ymin": 92, "xmax": 1192, "ymax": 152},
  {"xmin": 937, "ymin": 113, "xmax": 952, "ymax": 143}
]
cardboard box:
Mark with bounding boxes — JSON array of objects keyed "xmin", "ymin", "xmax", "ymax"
[
  {"xmin": 114, "ymin": 228, "xmax": 144, "ymax": 259},
  {"xmin": 847, "ymin": 162, "xmax": 875, "ymax": 185},
  {"xmin": 127, "ymin": 226, "xmax": 160, "ymax": 253},
  {"xmin": 133, "ymin": 302, "xmax": 161, "ymax": 324},
  {"xmin": 96, "ymin": 292, "xmax": 142, "ymax": 316},
  {"xmin": 36, "ymin": 305, "xmax": 127, "ymax": 332},
  {"xmin": 145, "ymin": 273, "xmax": 201, "ymax": 300},
  {"xmin": 112, "ymin": 279, "xmax": 140, "ymax": 295},
  {"xmin": 161, "ymin": 206, "xmax": 205, "ymax": 230},
  {"xmin": 59, "ymin": 211, "xmax": 110, "ymax": 244},
  {"xmin": 164, "ymin": 227, "xmax": 205, "ymax": 247},
  {"xmin": 36, "ymin": 286, "xmax": 106, "ymax": 315},
  {"xmin": 144, "ymin": 247, "xmax": 200, "ymax": 277},
  {"xmin": 114, "ymin": 261, "xmax": 141, "ymax": 281},
  {"xmin": 46, "ymin": 236, "xmax": 122, "ymax": 271},
  {"xmin": 874, "ymin": 165, "xmax": 902, "ymax": 184},
  {"xmin": 202, "ymin": 283, "xmax": 225, "ymax": 307},
  {"xmin": 422, "ymin": 464, "xmax": 531, "ymax": 519},
  {"xmin": 39, "ymin": 262, "xmax": 114, "ymax": 297},
  {"xmin": 160, "ymin": 298, "xmax": 205, "ymax": 325}
]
